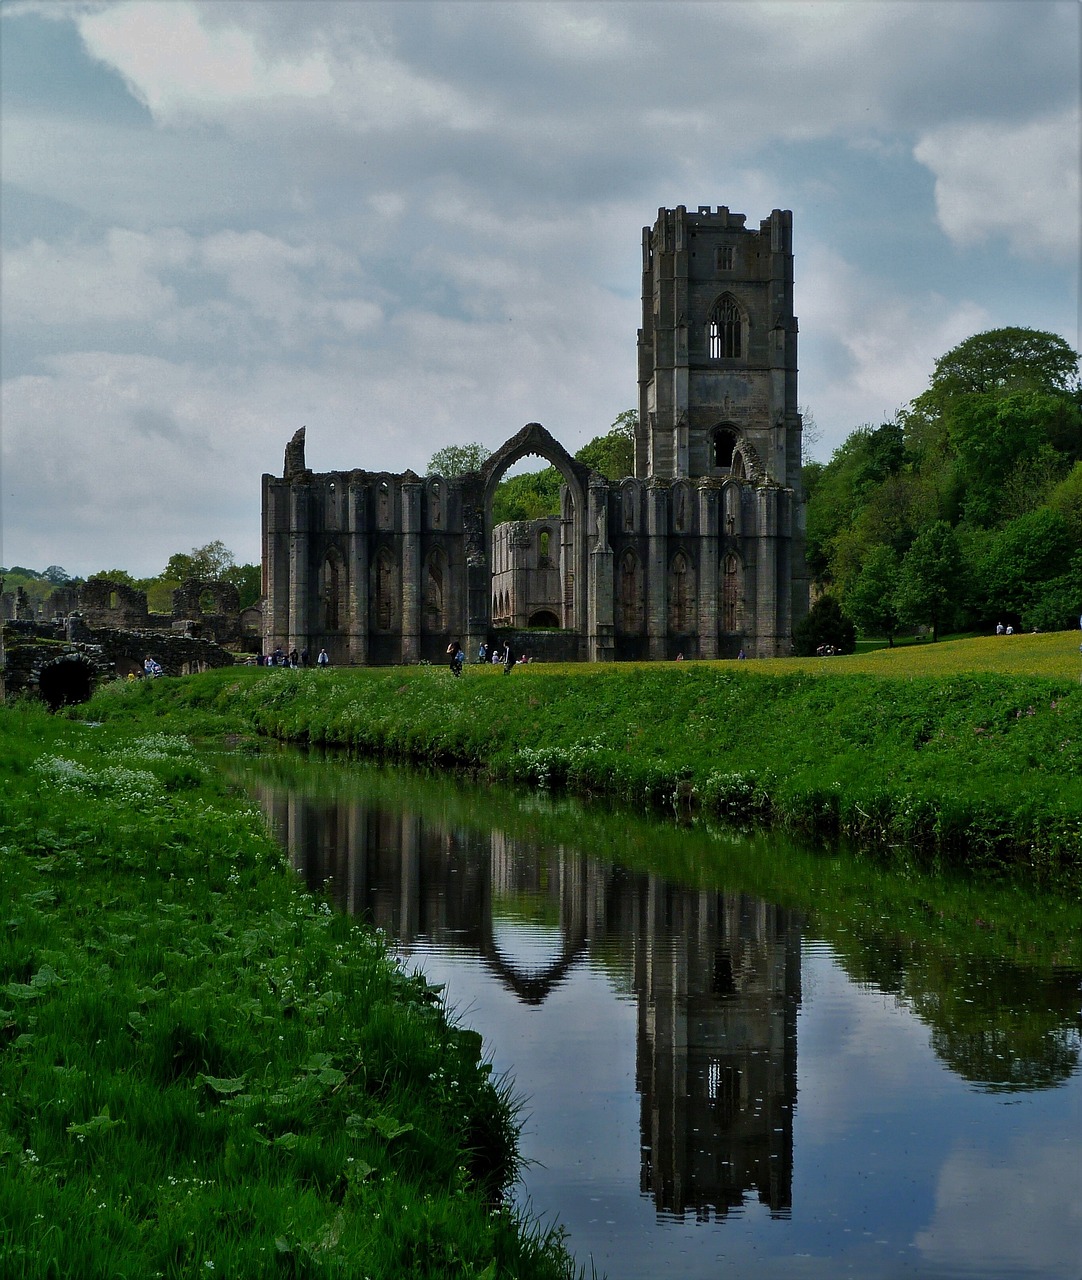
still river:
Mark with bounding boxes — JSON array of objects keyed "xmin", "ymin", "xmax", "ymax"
[{"xmin": 234, "ymin": 749, "xmax": 1082, "ymax": 1280}]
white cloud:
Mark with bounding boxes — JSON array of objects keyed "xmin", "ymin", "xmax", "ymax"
[
  {"xmin": 77, "ymin": 1, "xmax": 332, "ymax": 117},
  {"xmin": 798, "ymin": 242, "xmax": 991, "ymax": 450},
  {"xmin": 914, "ymin": 109, "xmax": 1081, "ymax": 260},
  {"xmin": 2, "ymin": 0, "xmax": 1078, "ymax": 573},
  {"xmin": 914, "ymin": 1133, "xmax": 1082, "ymax": 1276},
  {"xmin": 4, "ymin": 229, "xmax": 181, "ymax": 327}
]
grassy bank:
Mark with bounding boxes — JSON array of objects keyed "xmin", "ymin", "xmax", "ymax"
[
  {"xmin": 0, "ymin": 700, "xmax": 580, "ymax": 1279},
  {"xmin": 85, "ymin": 631, "xmax": 1082, "ymax": 885}
]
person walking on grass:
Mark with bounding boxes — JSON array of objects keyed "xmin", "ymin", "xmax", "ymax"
[{"xmin": 447, "ymin": 639, "xmax": 464, "ymax": 677}]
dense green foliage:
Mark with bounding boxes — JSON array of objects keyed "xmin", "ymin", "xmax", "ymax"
[
  {"xmin": 0, "ymin": 701, "xmax": 579, "ymax": 1279},
  {"xmin": 806, "ymin": 327, "xmax": 1081, "ymax": 637},
  {"xmin": 83, "ymin": 657, "xmax": 1082, "ymax": 886},
  {"xmin": 792, "ymin": 594, "xmax": 855, "ymax": 655}
]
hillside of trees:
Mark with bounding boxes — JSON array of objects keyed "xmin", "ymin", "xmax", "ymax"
[
  {"xmin": 803, "ymin": 327, "xmax": 1081, "ymax": 645},
  {"xmin": 2, "ymin": 541, "xmax": 262, "ymax": 617}
]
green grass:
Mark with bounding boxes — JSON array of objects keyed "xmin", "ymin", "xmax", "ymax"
[
  {"xmin": 0, "ymin": 700, "xmax": 581, "ymax": 1279},
  {"xmin": 72, "ymin": 633, "xmax": 1082, "ymax": 885}
]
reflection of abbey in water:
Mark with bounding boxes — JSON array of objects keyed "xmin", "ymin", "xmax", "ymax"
[{"xmin": 258, "ymin": 784, "xmax": 801, "ymax": 1219}]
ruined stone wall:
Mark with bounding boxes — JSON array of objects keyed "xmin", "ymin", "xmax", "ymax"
[
  {"xmin": 2, "ymin": 620, "xmax": 237, "ymax": 701},
  {"xmin": 77, "ymin": 579, "xmax": 150, "ymax": 629}
]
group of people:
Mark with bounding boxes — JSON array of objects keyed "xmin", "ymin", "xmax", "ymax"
[
  {"xmin": 255, "ymin": 646, "xmax": 331, "ymax": 668},
  {"xmin": 449, "ymin": 640, "xmax": 527, "ymax": 675}
]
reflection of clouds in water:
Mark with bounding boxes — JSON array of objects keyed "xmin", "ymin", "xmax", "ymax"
[
  {"xmin": 914, "ymin": 1133, "xmax": 1082, "ymax": 1276},
  {"xmin": 796, "ymin": 946, "xmax": 942, "ymax": 1142}
]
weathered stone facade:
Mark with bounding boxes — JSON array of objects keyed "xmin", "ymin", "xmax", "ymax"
[
  {"xmin": 491, "ymin": 519, "xmax": 563, "ymax": 629},
  {"xmin": 262, "ymin": 205, "xmax": 808, "ymax": 664}
]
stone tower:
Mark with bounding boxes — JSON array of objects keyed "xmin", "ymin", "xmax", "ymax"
[{"xmin": 637, "ymin": 205, "xmax": 802, "ymax": 491}]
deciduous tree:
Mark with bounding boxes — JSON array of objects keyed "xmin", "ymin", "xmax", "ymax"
[
  {"xmin": 895, "ymin": 521, "xmax": 964, "ymax": 641},
  {"xmin": 427, "ymin": 443, "xmax": 489, "ymax": 477}
]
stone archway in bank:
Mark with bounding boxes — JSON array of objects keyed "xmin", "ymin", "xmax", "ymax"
[{"xmin": 462, "ymin": 423, "xmax": 594, "ymax": 662}]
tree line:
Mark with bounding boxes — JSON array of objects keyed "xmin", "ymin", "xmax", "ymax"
[
  {"xmin": 798, "ymin": 327, "xmax": 1081, "ymax": 653},
  {"xmin": 2, "ymin": 541, "xmax": 262, "ymax": 616}
]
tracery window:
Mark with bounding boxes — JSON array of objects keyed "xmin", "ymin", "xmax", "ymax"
[{"xmin": 708, "ymin": 295, "xmax": 742, "ymax": 360}]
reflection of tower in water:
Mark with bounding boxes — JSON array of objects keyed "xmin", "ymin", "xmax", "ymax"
[
  {"xmin": 635, "ymin": 880, "xmax": 800, "ymax": 1219},
  {"xmin": 254, "ymin": 778, "xmax": 800, "ymax": 1217}
]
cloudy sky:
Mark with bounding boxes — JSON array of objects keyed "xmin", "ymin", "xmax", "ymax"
[{"xmin": 2, "ymin": 0, "xmax": 1078, "ymax": 578}]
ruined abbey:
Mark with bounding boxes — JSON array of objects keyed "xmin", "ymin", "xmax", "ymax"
[{"xmin": 262, "ymin": 205, "xmax": 809, "ymax": 664}]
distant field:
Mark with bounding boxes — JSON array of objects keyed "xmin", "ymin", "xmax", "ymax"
[
  {"xmin": 525, "ymin": 630, "xmax": 1082, "ymax": 682},
  {"xmin": 742, "ymin": 627, "xmax": 1080, "ymax": 680},
  {"xmin": 744, "ymin": 630, "xmax": 1082, "ymax": 681}
]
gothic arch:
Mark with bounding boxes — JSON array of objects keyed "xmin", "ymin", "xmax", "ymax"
[
  {"xmin": 707, "ymin": 292, "xmax": 749, "ymax": 361},
  {"xmin": 462, "ymin": 423, "xmax": 593, "ymax": 639},
  {"xmin": 373, "ymin": 547, "xmax": 396, "ymax": 632},
  {"xmin": 721, "ymin": 551, "xmax": 745, "ymax": 634},
  {"xmin": 721, "ymin": 479, "xmax": 743, "ymax": 537},
  {"xmin": 619, "ymin": 477, "xmax": 640, "ymax": 532},
  {"xmin": 617, "ymin": 548, "xmax": 644, "ymax": 634},
  {"xmin": 712, "ymin": 424, "xmax": 740, "ymax": 471},
  {"xmin": 669, "ymin": 550, "xmax": 697, "ymax": 633},
  {"xmin": 423, "ymin": 547, "xmax": 446, "ymax": 633},
  {"xmin": 478, "ymin": 423, "xmax": 591, "ymax": 520},
  {"xmin": 427, "ymin": 478, "xmax": 444, "ymax": 529},
  {"xmin": 672, "ymin": 479, "xmax": 694, "ymax": 533},
  {"xmin": 320, "ymin": 547, "xmax": 344, "ymax": 631},
  {"xmin": 731, "ymin": 437, "xmax": 766, "ymax": 483}
]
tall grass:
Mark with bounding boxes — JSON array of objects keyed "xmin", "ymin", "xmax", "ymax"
[{"xmin": 0, "ymin": 699, "xmax": 580, "ymax": 1279}]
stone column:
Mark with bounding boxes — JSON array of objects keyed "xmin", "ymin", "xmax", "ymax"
[
  {"xmin": 646, "ymin": 479, "xmax": 668, "ymax": 661},
  {"xmin": 587, "ymin": 481, "xmax": 615, "ymax": 662},
  {"xmin": 560, "ymin": 488, "xmax": 576, "ymax": 631},
  {"xmin": 400, "ymin": 482, "xmax": 422, "ymax": 664},
  {"xmin": 262, "ymin": 477, "xmax": 290, "ymax": 655},
  {"xmin": 347, "ymin": 482, "xmax": 369, "ymax": 665},
  {"xmin": 754, "ymin": 487, "xmax": 779, "ymax": 657},
  {"xmin": 288, "ymin": 482, "xmax": 310, "ymax": 655},
  {"xmin": 776, "ymin": 490, "xmax": 793, "ymax": 649},
  {"xmin": 697, "ymin": 485, "xmax": 719, "ymax": 659},
  {"xmin": 512, "ymin": 524, "xmax": 530, "ymax": 628}
]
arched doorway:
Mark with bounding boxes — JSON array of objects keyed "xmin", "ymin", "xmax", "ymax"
[{"xmin": 464, "ymin": 423, "xmax": 592, "ymax": 661}]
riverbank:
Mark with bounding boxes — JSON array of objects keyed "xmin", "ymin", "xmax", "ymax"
[
  {"xmin": 85, "ymin": 632, "xmax": 1082, "ymax": 885},
  {"xmin": 0, "ymin": 699, "xmax": 580, "ymax": 1279}
]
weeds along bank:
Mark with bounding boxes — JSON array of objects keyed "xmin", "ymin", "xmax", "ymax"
[
  {"xmin": 95, "ymin": 645, "xmax": 1082, "ymax": 885},
  {"xmin": 0, "ymin": 701, "xmax": 579, "ymax": 1280}
]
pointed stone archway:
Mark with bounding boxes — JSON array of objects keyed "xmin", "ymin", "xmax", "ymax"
[{"xmin": 461, "ymin": 423, "xmax": 595, "ymax": 662}]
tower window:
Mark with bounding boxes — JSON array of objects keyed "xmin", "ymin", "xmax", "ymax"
[
  {"xmin": 708, "ymin": 296, "xmax": 741, "ymax": 359},
  {"xmin": 717, "ymin": 246, "xmax": 734, "ymax": 271},
  {"xmin": 713, "ymin": 428, "xmax": 737, "ymax": 469}
]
